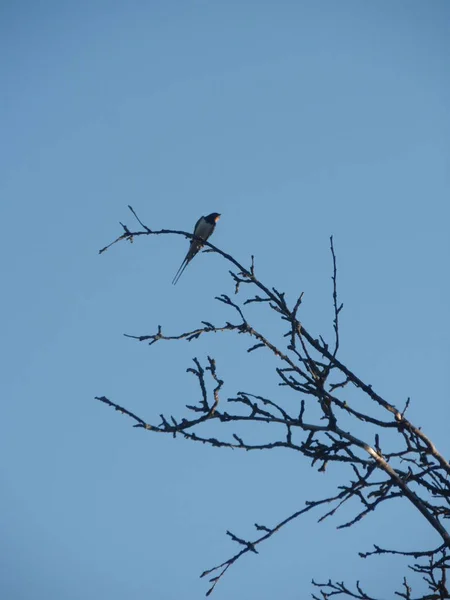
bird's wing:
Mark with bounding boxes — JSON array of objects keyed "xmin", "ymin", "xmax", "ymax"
[{"xmin": 192, "ymin": 215, "xmax": 204, "ymax": 235}]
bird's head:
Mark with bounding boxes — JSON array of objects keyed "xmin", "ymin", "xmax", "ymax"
[{"xmin": 211, "ymin": 213, "xmax": 221, "ymax": 223}]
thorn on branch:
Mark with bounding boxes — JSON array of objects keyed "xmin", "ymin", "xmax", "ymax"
[
  {"xmin": 293, "ymin": 292, "xmax": 304, "ymax": 317},
  {"xmin": 226, "ymin": 531, "xmax": 258, "ymax": 553},
  {"xmin": 244, "ymin": 295, "xmax": 271, "ymax": 305},
  {"xmin": 247, "ymin": 343, "xmax": 265, "ymax": 353},
  {"xmin": 233, "ymin": 433, "xmax": 245, "ymax": 447},
  {"xmin": 401, "ymin": 397, "xmax": 411, "ymax": 418},
  {"xmin": 128, "ymin": 205, "xmax": 152, "ymax": 232},
  {"xmin": 254, "ymin": 523, "xmax": 272, "ymax": 533}
]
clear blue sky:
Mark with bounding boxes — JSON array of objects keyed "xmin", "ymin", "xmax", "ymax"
[{"xmin": 1, "ymin": 2, "xmax": 449, "ymax": 598}]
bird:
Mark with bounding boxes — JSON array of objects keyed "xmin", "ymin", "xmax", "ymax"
[{"xmin": 172, "ymin": 212, "xmax": 221, "ymax": 285}]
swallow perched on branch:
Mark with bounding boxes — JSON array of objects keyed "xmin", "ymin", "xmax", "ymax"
[{"xmin": 172, "ymin": 212, "xmax": 221, "ymax": 285}]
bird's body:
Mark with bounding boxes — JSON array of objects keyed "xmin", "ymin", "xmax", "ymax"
[{"xmin": 172, "ymin": 212, "xmax": 221, "ymax": 285}]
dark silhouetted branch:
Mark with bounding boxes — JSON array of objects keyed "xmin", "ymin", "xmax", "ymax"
[{"xmin": 96, "ymin": 207, "xmax": 450, "ymax": 598}]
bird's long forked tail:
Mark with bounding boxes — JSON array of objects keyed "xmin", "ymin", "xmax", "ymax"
[
  {"xmin": 172, "ymin": 237, "xmax": 204, "ymax": 285},
  {"xmin": 172, "ymin": 256, "xmax": 190, "ymax": 285}
]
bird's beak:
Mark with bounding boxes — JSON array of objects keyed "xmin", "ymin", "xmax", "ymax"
[{"xmin": 215, "ymin": 214, "xmax": 221, "ymax": 222}]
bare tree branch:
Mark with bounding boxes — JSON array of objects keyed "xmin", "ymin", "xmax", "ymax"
[{"xmin": 96, "ymin": 207, "xmax": 450, "ymax": 598}]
